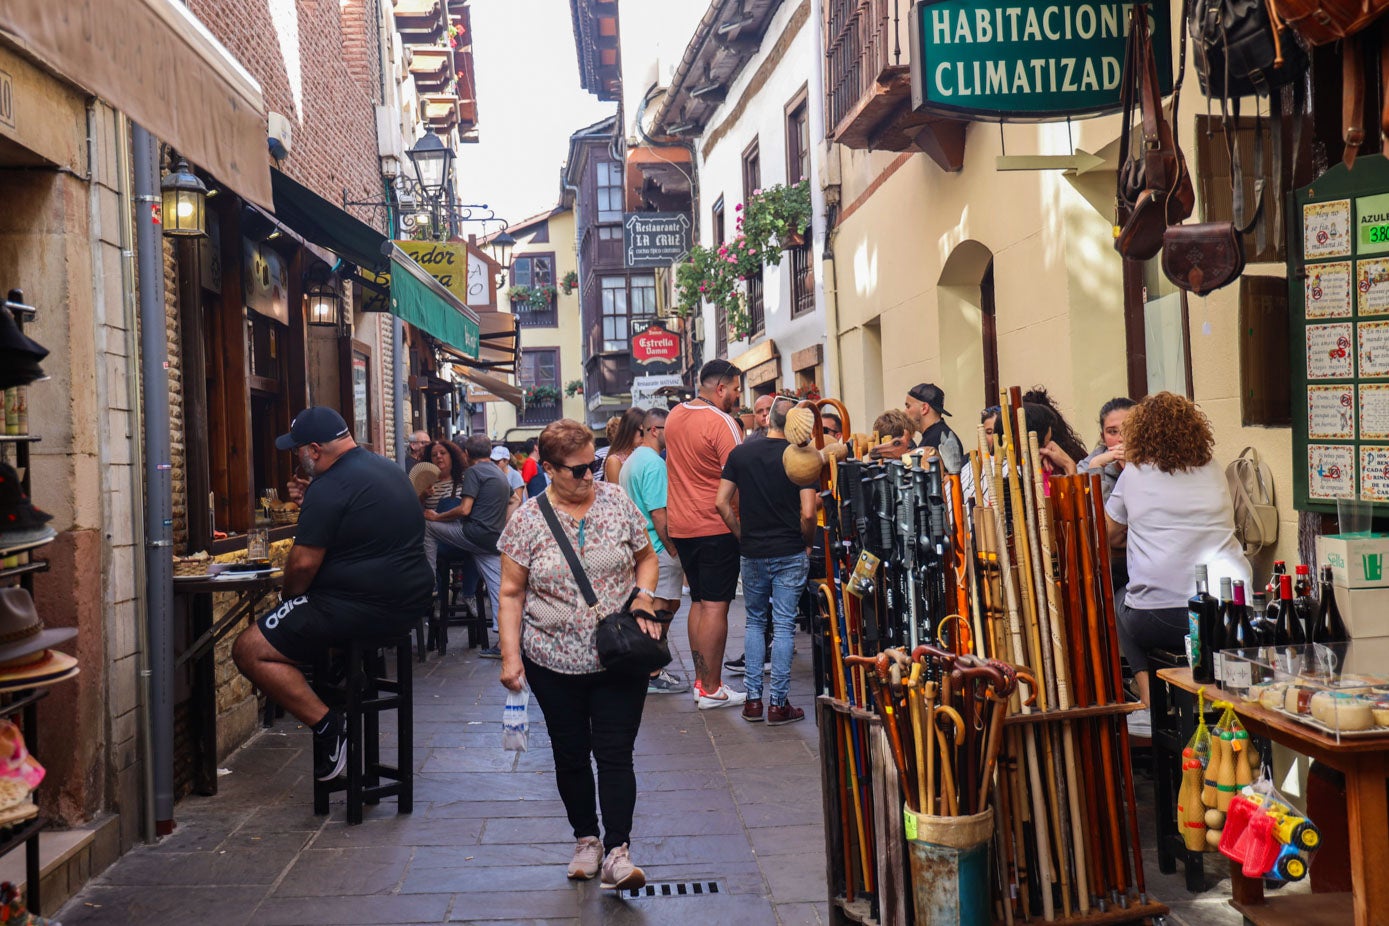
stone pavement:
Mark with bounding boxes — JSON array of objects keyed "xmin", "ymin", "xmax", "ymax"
[
  {"xmin": 54, "ymin": 596, "xmax": 1276, "ymax": 925},
  {"xmin": 56, "ymin": 600, "xmax": 829, "ymax": 926}
]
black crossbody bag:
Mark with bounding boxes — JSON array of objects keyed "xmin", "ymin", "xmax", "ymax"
[{"xmin": 536, "ymin": 493, "xmax": 672, "ymax": 676}]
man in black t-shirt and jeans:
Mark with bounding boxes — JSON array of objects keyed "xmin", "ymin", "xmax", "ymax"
[
  {"xmin": 233, "ymin": 407, "xmax": 433, "ymax": 782},
  {"xmin": 715, "ymin": 397, "xmax": 817, "ymax": 726}
]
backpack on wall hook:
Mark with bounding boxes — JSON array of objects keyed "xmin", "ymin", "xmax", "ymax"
[{"xmin": 1226, "ymin": 446, "xmax": 1279, "ymax": 557}]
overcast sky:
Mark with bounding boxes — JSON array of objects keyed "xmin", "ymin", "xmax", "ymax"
[{"xmin": 452, "ymin": 1, "xmax": 616, "ymax": 229}]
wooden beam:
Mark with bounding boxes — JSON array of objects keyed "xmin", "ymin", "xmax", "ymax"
[
  {"xmin": 911, "ymin": 120, "xmax": 968, "ymax": 172},
  {"xmin": 176, "ymin": 238, "xmax": 211, "ymax": 553},
  {"xmin": 217, "ymin": 200, "xmax": 253, "ymax": 534}
]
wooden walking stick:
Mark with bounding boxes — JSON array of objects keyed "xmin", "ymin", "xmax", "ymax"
[
  {"xmin": 1055, "ymin": 478, "xmax": 1105, "ymax": 911},
  {"xmin": 821, "ymin": 584, "xmax": 873, "ymax": 891},
  {"xmin": 981, "ymin": 422, "xmax": 1055, "ymax": 920},
  {"xmin": 1029, "ymin": 430, "xmax": 1087, "ymax": 916},
  {"xmin": 1088, "ymin": 474, "xmax": 1149, "ymax": 904},
  {"xmin": 908, "ymin": 662, "xmax": 928, "ymax": 813},
  {"xmin": 1015, "ymin": 407, "xmax": 1073, "ymax": 917},
  {"xmin": 1073, "ymin": 477, "xmax": 1127, "ymax": 907}
]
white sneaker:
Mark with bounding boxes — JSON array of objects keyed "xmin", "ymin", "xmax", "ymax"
[
  {"xmin": 600, "ymin": 842, "xmax": 646, "ymax": 890},
  {"xmin": 567, "ymin": 835, "xmax": 602, "ymax": 880},
  {"xmin": 1127, "ymin": 708, "xmax": 1152, "ymax": 739},
  {"xmin": 696, "ymin": 683, "xmax": 747, "ymax": 710}
]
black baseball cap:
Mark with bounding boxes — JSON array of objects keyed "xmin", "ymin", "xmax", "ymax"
[
  {"xmin": 908, "ymin": 383, "xmax": 951, "ymax": 417},
  {"xmin": 275, "ymin": 407, "xmax": 350, "ymax": 450}
]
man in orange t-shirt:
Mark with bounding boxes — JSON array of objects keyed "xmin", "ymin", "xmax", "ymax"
[{"xmin": 665, "ymin": 359, "xmax": 745, "ymax": 708}]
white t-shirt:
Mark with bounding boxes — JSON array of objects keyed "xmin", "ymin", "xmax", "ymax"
[{"xmin": 1106, "ymin": 460, "xmax": 1251, "ymax": 610}]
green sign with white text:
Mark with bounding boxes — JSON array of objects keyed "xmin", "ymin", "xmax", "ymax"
[{"xmin": 909, "ymin": 0, "xmax": 1173, "ymax": 121}]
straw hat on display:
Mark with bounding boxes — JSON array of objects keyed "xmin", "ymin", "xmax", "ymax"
[{"xmin": 0, "ymin": 589, "xmax": 77, "ymax": 692}]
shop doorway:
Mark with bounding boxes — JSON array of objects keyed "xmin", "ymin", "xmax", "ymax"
[{"xmin": 938, "ymin": 240, "xmax": 999, "ymax": 409}]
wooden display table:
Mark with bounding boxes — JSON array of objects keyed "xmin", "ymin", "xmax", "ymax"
[{"xmin": 1157, "ymin": 667, "xmax": 1389, "ymax": 926}]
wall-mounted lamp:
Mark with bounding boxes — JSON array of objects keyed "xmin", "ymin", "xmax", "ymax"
[
  {"xmin": 407, "ymin": 132, "xmax": 454, "ymax": 204},
  {"xmin": 305, "ymin": 263, "xmax": 342, "ymax": 329},
  {"xmin": 160, "ymin": 157, "xmax": 208, "ymax": 238},
  {"xmin": 489, "ymin": 229, "xmax": 516, "ymax": 277}
]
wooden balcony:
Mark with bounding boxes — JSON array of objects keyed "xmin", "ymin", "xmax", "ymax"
[
  {"xmin": 392, "ymin": 0, "xmax": 444, "ymax": 45},
  {"xmin": 408, "ymin": 47, "xmax": 452, "ymax": 94},
  {"xmin": 824, "ymin": 0, "xmax": 966, "ymax": 171},
  {"xmin": 421, "ymin": 93, "xmax": 461, "ymax": 132}
]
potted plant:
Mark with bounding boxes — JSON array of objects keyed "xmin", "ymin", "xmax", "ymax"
[
  {"xmin": 561, "ymin": 270, "xmax": 579, "ymax": 295},
  {"xmin": 531, "ymin": 283, "xmax": 558, "ymax": 308},
  {"xmin": 524, "ymin": 384, "xmax": 561, "ymax": 405},
  {"xmin": 741, "ymin": 180, "xmax": 812, "ymax": 253},
  {"xmin": 795, "ymin": 381, "xmax": 821, "ymax": 400},
  {"xmin": 564, "ymin": 379, "xmax": 584, "ymax": 398},
  {"xmin": 506, "ymin": 284, "xmax": 533, "ymax": 307}
]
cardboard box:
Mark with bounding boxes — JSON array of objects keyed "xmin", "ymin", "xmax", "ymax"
[
  {"xmin": 1331, "ymin": 584, "xmax": 1389, "ymax": 638},
  {"xmin": 1316, "ymin": 534, "xmax": 1389, "ymax": 588}
]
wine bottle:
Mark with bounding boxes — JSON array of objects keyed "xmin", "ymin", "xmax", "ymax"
[
  {"xmin": 1232, "ymin": 580, "xmax": 1256, "ymax": 649},
  {"xmin": 1274, "ymin": 574, "xmax": 1307, "ymax": 646},
  {"xmin": 1311, "ymin": 566, "xmax": 1350, "ymax": 644},
  {"xmin": 1250, "ymin": 591, "xmax": 1273, "ymax": 646},
  {"xmin": 1294, "ymin": 563, "xmax": 1313, "ymax": 600},
  {"xmin": 1214, "ymin": 576, "xmax": 1234, "ymax": 683},
  {"xmin": 1189, "ymin": 565, "xmax": 1220, "ymax": 683}
]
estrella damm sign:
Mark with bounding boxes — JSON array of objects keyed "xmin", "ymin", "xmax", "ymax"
[{"xmin": 909, "ymin": 0, "xmax": 1173, "ymax": 121}]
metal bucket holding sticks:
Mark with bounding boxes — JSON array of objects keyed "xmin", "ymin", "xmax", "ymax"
[{"xmin": 904, "ymin": 805, "xmax": 994, "ymax": 926}]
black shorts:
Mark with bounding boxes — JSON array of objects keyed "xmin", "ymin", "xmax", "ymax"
[
  {"xmin": 672, "ymin": 533, "xmax": 740, "ymax": 603},
  {"xmin": 256, "ymin": 595, "xmax": 412, "ymax": 663}
]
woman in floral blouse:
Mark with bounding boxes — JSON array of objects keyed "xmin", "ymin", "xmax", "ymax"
[{"xmin": 497, "ymin": 418, "xmax": 661, "ymax": 891}]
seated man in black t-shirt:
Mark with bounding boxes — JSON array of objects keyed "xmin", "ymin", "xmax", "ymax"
[{"xmin": 232, "ymin": 407, "xmax": 433, "ymax": 782}]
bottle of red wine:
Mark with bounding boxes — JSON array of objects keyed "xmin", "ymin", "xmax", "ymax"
[
  {"xmin": 1214, "ymin": 576, "xmax": 1234, "ymax": 683},
  {"xmin": 1294, "ymin": 563, "xmax": 1313, "ymax": 599},
  {"xmin": 1189, "ymin": 565, "xmax": 1220, "ymax": 683},
  {"xmin": 1311, "ymin": 566, "xmax": 1349, "ymax": 644},
  {"xmin": 1274, "ymin": 574, "xmax": 1307, "ymax": 646},
  {"xmin": 1250, "ymin": 591, "xmax": 1273, "ymax": 646},
  {"xmin": 1232, "ymin": 580, "xmax": 1256, "ymax": 649}
]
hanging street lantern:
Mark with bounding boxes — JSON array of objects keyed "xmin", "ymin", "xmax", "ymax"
[
  {"xmin": 407, "ymin": 132, "xmax": 454, "ymax": 204},
  {"xmin": 305, "ymin": 279, "xmax": 341, "ymax": 328},
  {"xmin": 160, "ymin": 157, "xmax": 208, "ymax": 237},
  {"xmin": 489, "ymin": 229, "xmax": 516, "ymax": 275}
]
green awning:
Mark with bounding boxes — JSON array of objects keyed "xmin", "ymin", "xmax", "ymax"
[
  {"xmin": 389, "ymin": 246, "xmax": 481, "ymax": 358},
  {"xmin": 270, "ymin": 170, "xmax": 389, "ymax": 273}
]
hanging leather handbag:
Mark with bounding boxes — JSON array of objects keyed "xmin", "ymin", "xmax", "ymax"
[
  {"xmin": 1115, "ymin": 4, "xmax": 1195, "ymax": 260},
  {"xmin": 1162, "ymin": 221, "xmax": 1247, "ymax": 294},
  {"xmin": 537, "ymin": 493, "xmax": 672, "ymax": 676},
  {"xmin": 1272, "ymin": 0, "xmax": 1389, "ymax": 44}
]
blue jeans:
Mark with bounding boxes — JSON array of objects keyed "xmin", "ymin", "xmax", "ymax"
[{"xmin": 741, "ymin": 553, "xmax": 808, "ymax": 706}]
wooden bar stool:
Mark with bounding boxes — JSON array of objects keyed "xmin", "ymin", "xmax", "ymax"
[{"xmin": 311, "ymin": 631, "xmax": 414, "ymax": 825}]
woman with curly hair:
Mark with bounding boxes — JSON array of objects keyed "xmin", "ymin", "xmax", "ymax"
[
  {"xmin": 1022, "ymin": 385, "xmax": 1089, "ymax": 465},
  {"xmin": 423, "ymin": 440, "xmax": 468, "ymax": 510},
  {"xmin": 1104, "ymin": 392, "xmax": 1249, "ymax": 736}
]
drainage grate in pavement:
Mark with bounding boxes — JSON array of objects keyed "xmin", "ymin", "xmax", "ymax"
[{"xmin": 625, "ymin": 880, "xmax": 723, "ymax": 899}]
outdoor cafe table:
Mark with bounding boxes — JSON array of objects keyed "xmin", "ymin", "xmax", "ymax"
[
  {"xmin": 174, "ymin": 571, "xmax": 282, "ymax": 795},
  {"xmin": 1157, "ymin": 666, "xmax": 1389, "ymax": 926}
]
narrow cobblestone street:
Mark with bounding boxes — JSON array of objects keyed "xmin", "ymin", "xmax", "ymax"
[
  {"xmin": 50, "ymin": 598, "xmax": 1270, "ymax": 925},
  {"xmin": 55, "ymin": 602, "xmax": 831, "ymax": 925}
]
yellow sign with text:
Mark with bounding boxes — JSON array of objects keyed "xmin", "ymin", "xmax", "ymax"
[{"xmin": 393, "ymin": 241, "xmax": 470, "ymax": 303}]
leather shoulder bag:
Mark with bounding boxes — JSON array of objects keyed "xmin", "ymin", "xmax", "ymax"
[
  {"xmin": 1272, "ymin": 0, "xmax": 1389, "ymax": 44},
  {"xmin": 536, "ymin": 493, "xmax": 672, "ymax": 676},
  {"xmin": 1116, "ymin": 4, "xmax": 1196, "ymax": 261}
]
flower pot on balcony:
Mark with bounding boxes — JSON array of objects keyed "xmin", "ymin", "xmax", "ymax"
[{"xmin": 780, "ymin": 229, "xmax": 806, "ymax": 250}]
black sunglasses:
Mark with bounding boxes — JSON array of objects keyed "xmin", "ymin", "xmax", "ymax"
[{"xmin": 553, "ymin": 458, "xmax": 602, "ymax": 479}]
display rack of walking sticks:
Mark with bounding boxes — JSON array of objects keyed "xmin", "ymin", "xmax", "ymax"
[{"xmin": 808, "ymin": 390, "xmax": 1168, "ymax": 926}]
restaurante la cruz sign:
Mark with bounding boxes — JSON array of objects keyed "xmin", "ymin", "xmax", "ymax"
[{"xmin": 910, "ymin": 0, "xmax": 1172, "ymax": 121}]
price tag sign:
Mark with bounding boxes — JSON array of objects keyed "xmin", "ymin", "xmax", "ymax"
[{"xmin": 1358, "ymin": 193, "xmax": 1389, "ymax": 256}]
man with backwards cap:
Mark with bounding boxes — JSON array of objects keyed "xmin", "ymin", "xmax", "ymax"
[
  {"xmin": 904, "ymin": 382, "xmax": 965, "ymax": 474},
  {"xmin": 232, "ymin": 407, "xmax": 433, "ymax": 783}
]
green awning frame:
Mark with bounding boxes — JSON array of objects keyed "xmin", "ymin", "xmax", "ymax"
[
  {"xmin": 389, "ymin": 246, "xmax": 481, "ymax": 358},
  {"xmin": 270, "ymin": 170, "xmax": 389, "ymax": 273}
]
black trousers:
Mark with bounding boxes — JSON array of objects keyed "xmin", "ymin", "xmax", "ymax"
[{"xmin": 523, "ymin": 656, "xmax": 649, "ymax": 852}]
